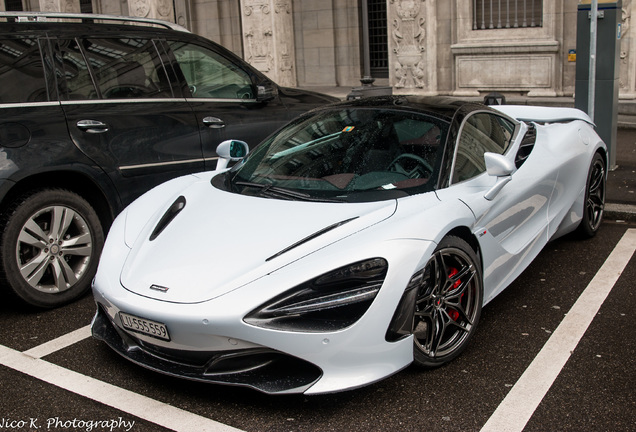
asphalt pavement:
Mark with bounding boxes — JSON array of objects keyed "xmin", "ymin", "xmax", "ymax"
[{"xmin": 607, "ymin": 127, "xmax": 636, "ymax": 220}]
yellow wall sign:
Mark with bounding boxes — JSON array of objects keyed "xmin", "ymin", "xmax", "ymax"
[{"xmin": 568, "ymin": 49, "xmax": 577, "ymax": 62}]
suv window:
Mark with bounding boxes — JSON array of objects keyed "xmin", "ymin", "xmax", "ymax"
[
  {"xmin": 452, "ymin": 112, "xmax": 515, "ymax": 183},
  {"xmin": 0, "ymin": 37, "xmax": 49, "ymax": 102},
  {"xmin": 57, "ymin": 37, "xmax": 173, "ymax": 100},
  {"xmin": 168, "ymin": 41, "xmax": 254, "ymax": 100}
]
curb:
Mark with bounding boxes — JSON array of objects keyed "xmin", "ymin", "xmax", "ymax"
[{"xmin": 605, "ymin": 203, "xmax": 636, "ymax": 222}]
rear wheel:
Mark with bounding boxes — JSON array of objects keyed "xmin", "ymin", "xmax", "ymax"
[
  {"xmin": 413, "ymin": 236, "xmax": 482, "ymax": 367},
  {"xmin": 576, "ymin": 152, "xmax": 606, "ymax": 238},
  {"xmin": 0, "ymin": 189, "xmax": 104, "ymax": 308}
]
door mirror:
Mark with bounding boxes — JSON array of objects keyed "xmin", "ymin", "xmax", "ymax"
[
  {"xmin": 256, "ymin": 81, "xmax": 279, "ymax": 102},
  {"xmin": 216, "ymin": 140, "xmax": 249, "ymax": 170},
  {"xmin": 485, "ymin": 152, "xmax": 515, "ymax": 177},
  {"xmin": 484, "ymin": 152, "xmax": 514, "ymax": 200}
]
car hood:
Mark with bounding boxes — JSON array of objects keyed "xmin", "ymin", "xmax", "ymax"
[{"xmin": 120, "ymin": 179, "xmax": 397, "ymax": 303}]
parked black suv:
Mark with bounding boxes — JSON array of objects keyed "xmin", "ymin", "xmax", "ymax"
[{"xmin": 0, "ymin": 12, "xmax": 337, "ymax": 308}]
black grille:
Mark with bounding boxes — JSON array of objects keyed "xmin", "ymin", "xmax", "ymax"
[
  {"xmin": 80, "ymin": 0, "xmax": 94, "ymax": 14},
  {"xmin": 368, "ymin": 0, "xmax": 388, "ymax": 78},
  {"xmin": 4, "ymin": 0, "xmax": 23, "ymax": 11}
]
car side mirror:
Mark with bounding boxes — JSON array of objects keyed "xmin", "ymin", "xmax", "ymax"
[
  {"xmin": 484, "ymin": 152, "xmax": 515, "ymax": 200},
  {"xmin": 216, "ymin": 140, "xmax": 249, "ymax": 170},
  {"xmin": 256, "ymin": 81, "xmax": 279, "ymax": 102}
]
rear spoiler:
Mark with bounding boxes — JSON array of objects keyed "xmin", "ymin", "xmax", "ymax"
[{"xmin": 492, "ymin": 105, "xmax": 595, "ymax": 126}]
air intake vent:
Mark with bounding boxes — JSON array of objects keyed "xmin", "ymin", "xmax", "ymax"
[{"xmin": 150, "ymin": 196, "xmax": 186, "ymax": 241}]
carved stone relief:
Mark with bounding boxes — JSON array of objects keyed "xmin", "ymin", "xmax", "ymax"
[
  {"xmin": 241, "ymin": 0, "xmax": 296, "ymax": 87},
  {"xmin": 391, "ymin": 0, "xmax": 426, "ymax": 88},
  {"xmin": 40, "ymin": 0, "xmax": 81, "ymax": 13},
  {"xmin": 620, "ymin": 0, "xmax": 635, "ymax": 98},
  {"xmin": 157, "ymin": 0, "xmax": 173, "ymax": 19},
  {"xmin": 243, "ymin": 1, "xmax": 275, "ymax": 75},
  {"xmin": 127, "ymin": 0, "xmax": 175, "ymax": 22},
  {"xmin": 388, "ymin": 0, "xmax": 436, "ymax": 93},
  {"xmin": 273, "ymin": 1, "xmax": 295, "ymax": 86},
  {"xmin": 129, "ymin": 0, "xmax": 151, "ymax": 18}
]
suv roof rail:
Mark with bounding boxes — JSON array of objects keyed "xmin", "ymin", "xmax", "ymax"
[{"xmin": 0, "ymin": 11, "xmax": 190, "ymax": 33}]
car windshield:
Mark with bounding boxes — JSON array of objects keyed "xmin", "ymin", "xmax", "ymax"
[{"xmin": 229, "ymin": 108, "xmax": 449, "ymax": 202}]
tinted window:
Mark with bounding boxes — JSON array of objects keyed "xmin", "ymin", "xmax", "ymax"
[
  {"xmin": 81, "ymin": 38, "xmax": 172, "ymax": 99},
  {"xmin": 168, "ymin": 41, "xmax": 254, "ymax": 99},
  {"xmin": 56, "ymin": 39, "xmax": 98, "ymax": 100},
  {"xmin": 0, "ymin": 38, "xmax": 49, "ymax": 103},
  {"xmin": 231, "ymin": 108, "xmax": 448, "ymax": 201},
  {"xmin": 453, "ymin": 112, "xmax": 515, "ymax": 183}
]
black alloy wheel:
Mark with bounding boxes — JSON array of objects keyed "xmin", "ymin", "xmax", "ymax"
[
  {"xmin": 413, "ymin": 236, "xmax": 482, "ymax": 367},
  {"xmin": 577, "ymin": 152, "xmax": 606, "ymax": 238},
  {"xmin": 0, "ymin": 189, "xmax": 104, "ymax": 308}
]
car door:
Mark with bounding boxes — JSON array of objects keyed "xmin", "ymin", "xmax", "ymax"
[
  {"xmin": 436, "ymin": 112, "xmax": 558, "ymax": 303},
  {"xmin": 164, "ymin": 38, "xmax": 290, "ymax": 169},
  {"xmin": 54, "ymin": 36, "xmax": 204, "ymax": 207},
  {"xmin": 0, "ymin": 35, "xmax": 70, "ymax": 181}
]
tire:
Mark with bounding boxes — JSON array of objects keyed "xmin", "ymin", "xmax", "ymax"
[
  {"xmin": 0, "ymin": 189, "xmax": 104, "ymax": 308},
  {"xmin": 413, "ymin": 236, "xmax": 483, "ymax": 367},
  {"xmin": 576, "ymin": 152, "xmax": 606, "ymax": 238}
]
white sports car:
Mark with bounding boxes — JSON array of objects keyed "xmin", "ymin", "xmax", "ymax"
[{"xmin": 91, "ymin": 96, "xmax": 606, "ymax": 394}]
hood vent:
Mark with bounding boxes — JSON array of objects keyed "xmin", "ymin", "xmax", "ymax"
[
  {"xmin": 150, "ymin": 196, "xmax": 186, "ymax": 241},
  {"xmin": 266, "ymin": 217, "xmax": 358, "ymax": 262}
]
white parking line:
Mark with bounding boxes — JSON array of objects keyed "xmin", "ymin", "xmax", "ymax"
[
  {"xmin": 481, "ymin": 228, "xmax": 636, "ymax": 432},
  {"xmin": 23, "ymin": 325, "xmax": 92, "ymax": 358},
  {"xmin": 0, "ymin": 344, "xmax": 243, "ymax": 432}
]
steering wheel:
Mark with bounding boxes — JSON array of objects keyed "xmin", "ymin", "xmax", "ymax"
[{"xmin": 388, "ymin": 153, "xmax": 433, "ymax": 179}]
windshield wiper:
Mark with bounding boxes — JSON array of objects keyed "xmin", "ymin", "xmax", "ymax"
[{"xmin": 235, "ymin": 181, "xmax": 342, "ymax": 202}]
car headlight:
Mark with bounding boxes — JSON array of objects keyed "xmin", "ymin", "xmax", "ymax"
[{"xmin": 244, "ymin": 258, "xmax": 388, "ymax": 332}]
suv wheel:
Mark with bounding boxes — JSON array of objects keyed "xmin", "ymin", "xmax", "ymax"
[{"xmin": 0, "ymin": 189, "xmax": 104, "ymax": 308}]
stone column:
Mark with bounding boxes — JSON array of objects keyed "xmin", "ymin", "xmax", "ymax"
[
  {"xmin": 387, "ymin": 0, "xmax": 438, "ymax": 94},
  {"xmin": 619, "ymin": 0, "xmax": 636, "ymax": 99},
  {"xmin": 240, "ymin": 0, "xmax": 297, "ymax": 87},
  {"xmin": 39, "ymin": 0, "xmax": 81, "ymax": 13},
  {"xmin": 128, "ymin": 0, "xmax": 176, "ymax": 23}
]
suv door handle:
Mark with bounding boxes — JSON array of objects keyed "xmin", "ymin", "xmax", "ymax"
[
  {"xmin": 202, "ymin": 117, "xmax": 226, "ymax": 129},
  {"xmin": 77, "ymin": 120, "xmax": 109, "ymax": 134}
]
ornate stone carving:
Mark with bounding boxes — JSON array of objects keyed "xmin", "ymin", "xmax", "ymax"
[
  {"xmin": 390, "ymin": 0, "xmax": 428, "ymax": 89},
  {"xmin": 41, "ymin": 0, "xmax": 57, "ymax": 12},
  {"xmin": 126, "ymin": 0, "xmax": 175, "ymax": 23},
  {"xmin": 274, "ymin": 0, "xmax": 295, "ymax": 86},
  {"xmin": 157, "ymin": 0, "xmax": 173, "ymax": 18},
  {"xmin": 241, "ymin": 0, "xmax": 296, "ymax": 87},
  {"xmin": 129, "ymin": 0, "xmax": 151, "ymax": 18},
  {"xmin": 243, "ymin": 1, "xmax": 274, "ymax": 74},
  {"xmin": 620, "ymin": 0, "xmax": 634, "ymax": 97},
  {"xmin": 40, "ymin": 0, "xmax": 80, "ymax": 14}
]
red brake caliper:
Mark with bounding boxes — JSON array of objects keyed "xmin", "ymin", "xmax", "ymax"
[{"xmin": 447, "ymin": 267, "xmax": 461, "ymax": 321}]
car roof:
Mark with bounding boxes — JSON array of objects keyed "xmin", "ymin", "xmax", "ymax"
[
  {"xmin": 0, "ymin": 21, "xmax": 186, "ymax": 38},
  {"xmin": 0, "ymin": 11, "xmax": 189, "ymax": 32},
  {"xmin": 311, "ymin": 95, "xmax": 494, "ymax": 123}
]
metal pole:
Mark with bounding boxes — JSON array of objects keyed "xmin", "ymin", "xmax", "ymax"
[
  {"xmin": 361, "ymin": 0, "xmax": 374, "ymax": 85},
  {"xmin": 588, "ymin": 0, "xmax": 598, "ymax": 122}
]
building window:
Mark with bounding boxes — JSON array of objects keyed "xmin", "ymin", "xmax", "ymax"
[
  {"xmin": 79, "ymin": 0, "xmax": 94, "ymax": 14},
  {"xmin": 4, "ymin": 0, "xmax": 23, "ymax": 11},
  {"xmin": 473, "ymin": 0, "xmax": 543, "ymax": 30},
  {"xmin": 368, "ymin": 0, "xmax": 388, "ymax": 78}
]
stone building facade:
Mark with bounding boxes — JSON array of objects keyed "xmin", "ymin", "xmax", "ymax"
[{"xmin": 4, "ymin": 0, "xmax": 636, "ymax": 99}]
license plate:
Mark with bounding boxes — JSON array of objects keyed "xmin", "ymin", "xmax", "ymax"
[{"xmin": 119, "ymin": 312, "xmax": 170, "ymax": 341}]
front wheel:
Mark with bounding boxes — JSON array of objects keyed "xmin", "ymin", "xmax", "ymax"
[
  {"xmin": 576, "ymin": 152, "xmax": 606, "ymax": 238},
  {"xmin": 0, "ymin": 189, "xmax": 104, "ymax": 308},
  {"xmin": 413, "ymin": 236, "xmax": 483, "ymax": 367}
]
